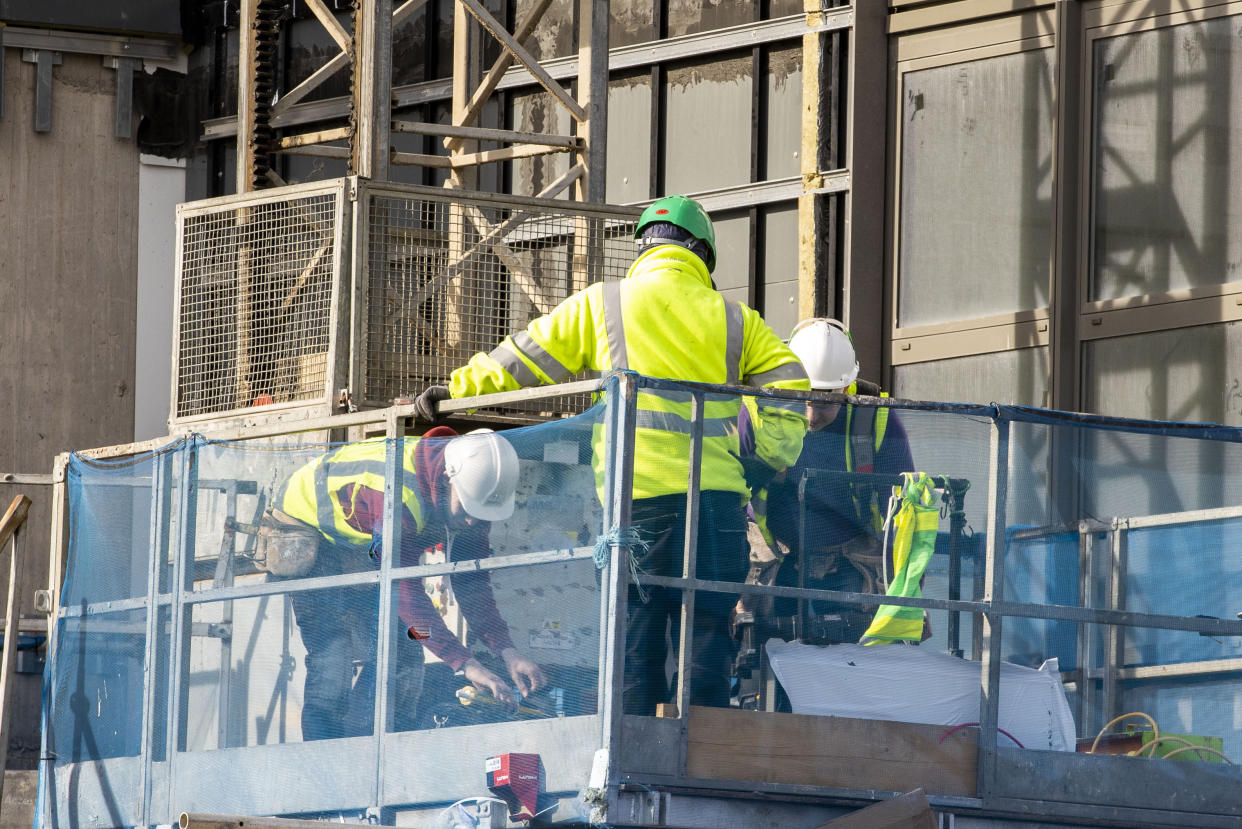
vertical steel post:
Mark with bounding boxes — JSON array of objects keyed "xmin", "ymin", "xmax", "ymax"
[
  {"xmin": 140, "ymin": 455, "xmax": 169, "ymax": 825},
  {"xmin": 352, "ymin": 0, "xmax": 394, "ymax": 180},
  {"xmin": 38, "ymin": 455, "xmax": 69, "ymax": 829},
  {"xmin": 674, "ymin": 391, "xmax": 705, "ymax": 730},
  {"xmin": 165, "ymin": 440, "xmax": 199, "ymax": 820},
  {"xmin": 1102, "ymin": 519, "xmax": 1127, "ymax": 732},
  {"xmin": 235, "ymin": 0, "xmax": 258, "ymax": 192},
  {"xmin": 1076, "ymin": 520, "xmax": 1096, "ymax": 733},
  {"xmin": 601, "ymin": 374, "xmax": 637, "ymax": 778},
  {"xmin": 978, "ymin": 416, "xmax": 1010, "ymax": 800},
  {"xmin": 372, "ymin": 411, "xmax": 403, "ymax": 810},
  {"xmin": 574, "ymin": 0, "xmax": 609, "ymax": 203}
]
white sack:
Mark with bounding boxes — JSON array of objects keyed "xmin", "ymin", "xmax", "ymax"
[{"xmin": 765, "ymin": 639, "xmax": 1076, "ymax": 751}]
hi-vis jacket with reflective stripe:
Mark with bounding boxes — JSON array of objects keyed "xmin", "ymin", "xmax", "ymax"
[
  {"xmin": 279, "ymin": 438, "xmax": 423, "ymax": 548},
  {"xmin": 449, "ymin": 244, "xmax": 810, "ymax": 500}
]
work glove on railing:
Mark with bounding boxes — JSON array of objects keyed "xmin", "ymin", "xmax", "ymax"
[{"xmin": 412, "ymin": 385, "xmax": 451, "ymax": 423}]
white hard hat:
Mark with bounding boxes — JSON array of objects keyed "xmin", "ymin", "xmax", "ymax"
[
  {"xmin": 788, "ymin": 318, "xmax": 859, "ymax": 391},
  {"xmin": 443, "ymin": 429, "xmax": 520, "ymax": 522}
]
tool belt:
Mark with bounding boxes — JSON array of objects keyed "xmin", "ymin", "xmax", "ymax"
[{"xmin": 253, "ymin": 508, "xmax": 321, "ymax": 577}]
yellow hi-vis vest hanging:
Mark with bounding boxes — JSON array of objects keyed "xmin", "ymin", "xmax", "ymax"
[{"xmin": 861, "ymin": 472, "xmax": 937, "ymax": 645}]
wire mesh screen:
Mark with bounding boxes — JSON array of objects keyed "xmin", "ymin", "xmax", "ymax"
[
  {"xmin": 176, "ymin": 187, "xmax": 341, "ymax": 420},
  {"xmin": 41, "ymin": 408, "xmax": 607, "ymax": 827},
  {"xmin": 362, "ymin": 187, "xmax": 640, "ymax": 412}
]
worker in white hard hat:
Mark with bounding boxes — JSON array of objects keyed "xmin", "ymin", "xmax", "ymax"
[
  {"xmin": 261, "ymin": 426, "xmax": 546, "ymax": 740},
  {"xmin": 734, "ymin": 319, "xmax": 915, "ymax": 649}
]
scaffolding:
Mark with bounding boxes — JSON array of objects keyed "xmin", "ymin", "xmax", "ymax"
[{"xmin": 38, "ymin": 375, "xmax": 1242, "ymax": 829}]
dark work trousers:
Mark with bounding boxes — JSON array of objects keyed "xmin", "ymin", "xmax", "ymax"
[
  {"xmin": 287, "ymin": 545, "xmax": 425, "ymax": 741},
  {"xmin": 623, "ymin": 490, "xmax": 748, "ymax": 715}
]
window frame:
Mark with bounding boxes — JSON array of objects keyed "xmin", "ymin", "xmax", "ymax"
[{"xmin": 888, "ymin": 11, "xmax": 1056, "ymax": 372}]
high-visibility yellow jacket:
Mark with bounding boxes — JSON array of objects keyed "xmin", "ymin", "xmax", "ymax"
[
  {"xmin": 279, "ymin": 438, "xmax": 424, "ymax": 548},
  {"xmin": 449, "ymin": 244, "xmax": 810, "ymax": 500}
]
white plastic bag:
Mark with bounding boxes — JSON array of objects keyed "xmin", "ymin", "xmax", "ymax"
[{"xmin": 766, "ymin": 640, "xmax": 1076, "ymax": 751}]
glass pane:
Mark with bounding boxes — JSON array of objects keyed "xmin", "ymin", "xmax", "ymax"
[
  {"xmin": 509, "ymin": 90, "xmax": 573, "ymax": 196},
  {"xmin": 664, "ymin": 54, "xmax": 753, "ymax": 194},
  {"xmin": 712, "ymin": 211, "xmax": 751, "ymax": 297},
  {"xmin": 762, "ymin": 203, "xmax": 799, "ymax": 338},
  {"xmin": 898, "ymin": 49, "xmax": 1054, "ymax": 328},
  {"xmin": 892, "ymin": 346, "xmax": 1049, "ymax": 407},
  {"xmin": 668, "ymin": 0, "xmax": 755, "ymax": 37},
  {"xmin": 520, "ymin": 0, "xmax": 575, "ymax": 60},
  {"xmin": 1084, "ymin": 322, "xmax": 1242, "ymax": 425},
  {"xmin": 607, "ymin": 72, "xmax": 653, "ymax": 204},
  {"xmin": 1091, "ymin": 15, "xmax": 1242, "ymax": 301},
  {"xmin": 391, "ymin": 5, "xmax": 429, "ymax": 86},
  {"xmin": 611, "ymin": 0, "xmax": 656, "ymax": 47},
  {"xmin": 765, "ymin": 46, "xmax": 803, "ymax": 179}
]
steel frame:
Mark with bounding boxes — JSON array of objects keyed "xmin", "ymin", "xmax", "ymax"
[
  {"xmin": 42, "ymin": 375, "xmax": 1242, "ymax": 828},
  {"xmin": 235, "ymin": 0, "xmax": 608, "ymax": 200}
]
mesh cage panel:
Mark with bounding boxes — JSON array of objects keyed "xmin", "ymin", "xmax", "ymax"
[
  {"xmin": 177, "ymin": 190, "xmax": 339, "ymax": 419},
  {"xmin": 362, "ymin": 189, "xmax": 639, "ymax": 413}
]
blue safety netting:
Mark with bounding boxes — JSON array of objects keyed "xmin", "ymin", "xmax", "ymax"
[{"xmin": 37, "ymin": 375, "xmax": 1242, "ymax": 827}]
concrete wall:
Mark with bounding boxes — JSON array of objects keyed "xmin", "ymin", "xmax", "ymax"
[{"xmin": 0, "ymin": 47, "xmax": 144, "ymax": 768}]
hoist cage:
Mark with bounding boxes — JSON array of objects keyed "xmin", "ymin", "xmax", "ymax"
[{"xmin": 172, "ymin": 178, "xmax": 642, "ymax": 429}]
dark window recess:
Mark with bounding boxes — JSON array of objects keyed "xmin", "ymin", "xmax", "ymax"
[
  {"xmin": 0, "ymin": 0, "xmax": 183, "ymax": 36},
  {"xmin": 134, "ymin": 68, "xmax": 206, "ymax": 159}
]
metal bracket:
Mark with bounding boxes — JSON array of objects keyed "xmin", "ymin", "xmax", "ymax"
[
  {"xmin": 20, "ymin": 49, "xmax": 62, "ymax": 133},
  {"xmin": 1, "ymin": 23, "xmax": 7, "ymax": 120},
  {"xmin": 103, "ymin": 56, "xmax": 143, "ymax": 139}
]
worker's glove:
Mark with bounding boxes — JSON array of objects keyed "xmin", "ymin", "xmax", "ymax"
[
  {"xmin": 731, "ymin": 453, "xmax": 780, "ymax": 495},
  {"xmin": 412, "ymin": 385, "xmax": 451, "ymax": 422}
]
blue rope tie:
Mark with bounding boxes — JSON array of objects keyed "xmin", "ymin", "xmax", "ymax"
[{"xmin": 593, "ymin": 526, "xmax": 652, "ymax": 603}]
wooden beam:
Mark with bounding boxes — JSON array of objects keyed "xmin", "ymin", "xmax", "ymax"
[
  {"xmin": 450, "ymin": 142, "xmax": 571, "ymax": 168},
  {"xmin": 393, "ymin": 119, "xmax": 580, "ymax": 147},
  {"xmin": 274, "ymin": 145, "xmax": 351, "ymax": 158},
  {"xmin": 445, "ymin": 0, "xmax": 553, "ymax": 152},
  {"xmin": 389, "ymin": 151, "xmax": 455, "ymax": 168},
  {"xmin": 460, "ymin": 204, "xmax": 554, "ymax": 315},
  {"xmin": 457, "ymin": 0, "xmax": 587, "ymax": 123},
  {"xmin": 686, "ymin": 707, "xmax": 978, "ymax": 798},
  {"xmin": 0, "ymin": 494, "xmax": 33, "ymax": 802},
  {"xmin": 302, "ymin": 0, "xmax": 352, "ymax": 54},
  {"xmin": 0, "ymin": 497, "xmax": 31, "ymax": 559},
  {"xmin": 277, "ymin": 126, "xmax": 352, "ymax": 148}
]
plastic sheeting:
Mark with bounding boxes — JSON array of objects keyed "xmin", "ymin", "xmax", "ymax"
[{"xmin": 766, "ymin": 640, "xmax": 1076, "ymax": 752}]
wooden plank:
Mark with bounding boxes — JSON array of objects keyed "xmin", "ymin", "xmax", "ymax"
[
  {"xmin": 392, "ymin": 119, "xmax": 580, "ymax": 148},
  {"xmin": 302, "ymin": 0, "xmax": 352, "ymax": 54},
  {"xmin": 0, "ymin": 498, "xmax": 33, "ymax": 813},
  {"xmin": 686, "ymin": 707, "xmax": 978, "ymax": 798},
  {"xmin": 819, "ymin": 789, "xmax": 937, "ymax": 829},
  {"xmin": 0, "ymin": 497, "xmax": 31, "ymax": 552}
]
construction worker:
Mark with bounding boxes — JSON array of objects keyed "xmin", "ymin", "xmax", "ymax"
[
  {"xmin": 737, "ymin": 318, "xmax": 914, "ymax": 644},
  {"xmin": 259, "ymin": 427, "xmax": 546, "ymax": 740},
  {"xmin": 413, "ymin": 195, "xmax": 809, "ymax": 714}
]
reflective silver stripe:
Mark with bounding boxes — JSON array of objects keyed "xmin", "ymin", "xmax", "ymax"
[
  {"xmin": 724, "ymin": 299, "xmax": 744, "ymax": 385},
  {"xmin": 488, "ymin": 342, "xmax": 541, "ymax": 388},
  {"xmin": 511, "ymin": 331, "xmax": 572, "ymax": 383},
  {"xmin": 746, "ymin": 361, "xmax": 809, "ymax": 387},
  {"xmin": 635, "ymin": 409, "xmax": 735, "ymax": 437},
  {"xmin": 602, "ymin": 281, "xmax": 628, "ymax": 370}
]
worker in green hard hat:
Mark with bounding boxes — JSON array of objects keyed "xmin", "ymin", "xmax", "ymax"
[{"xmin": 412, "ymin": 194, "xmax": 810, "ymax": 716}]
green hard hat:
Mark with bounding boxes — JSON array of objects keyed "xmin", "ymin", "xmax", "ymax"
[{"xmin": 634, "ymin": 195, "xmax": 716, "ymax": 272}]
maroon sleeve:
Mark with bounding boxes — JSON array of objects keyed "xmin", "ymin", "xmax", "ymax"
[
  {"xmin": 398, "ymin": 576, "xmax": 475, "ymax": 670},
  {"xmin": 446, "ymin": 526, "xmax": 517, "ymax": 658},
  {"xmin": 335, "ymin": 483, "xmax": 480, "ymax": 670}
]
